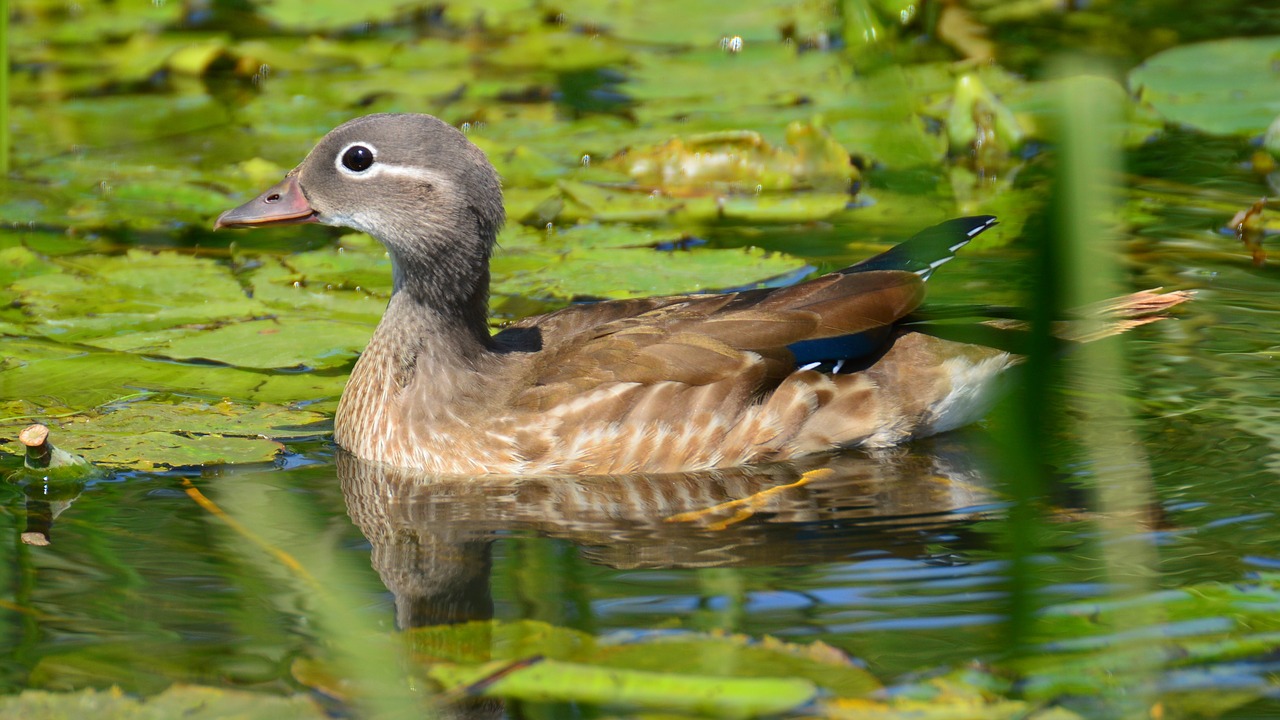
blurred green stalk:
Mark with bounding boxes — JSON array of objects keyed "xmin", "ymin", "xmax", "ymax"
[
  {"xmin": 1, "ymin": 0, "xmax": 9, "ymax": 174},
  {"xmin": 997, "ymin": 65, "xmax": 1162, "ymax": 704},
  {"xmin": 1057, "ymin": 60, "xmax": 1160, "ymax": 712},
  {"xmin": 1056, "ymin": 63, "xmax": 1158, "ymax": 597}
]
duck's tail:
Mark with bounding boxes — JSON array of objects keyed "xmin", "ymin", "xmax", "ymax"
[{"xmin": 846, "ymin": 215, "xmax": 998, "ymax": 279}]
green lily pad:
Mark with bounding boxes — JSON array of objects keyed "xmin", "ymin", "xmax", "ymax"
[
  {"xmin": 0, "ymin": 246, "xmax": 59, "ymax": 289},
  {"xmin": 12, "ymin": 0, "xmax": 182, "ymax": 49},
  {"xmin": 93, "ymin": 317, "xmax": 372, "ymax": 370},
  {"xmin": 430, "ymin": 659, "xmax": 815, "ymax": 718},
  {"xmin": 628, "ymin": 44, "xmax": 844, "ymax": 110},
  {"xmin": 255, "ymin": 0, "xmax": 414, "ymax": 31},
  {"xmin": 245, "ymin": 257, "xmax": 389, "ymax": 325},
  {"xmin": 0, "ymin": 338, "xmax": 346, "ymax": 414},
  {"xmin": 11, "ymin": 95, "xmax": 232, "ymax": 164},
  {"xmin": 487, "ymin": 31, "xmax": 632, "ymax": 72},
  {"xmin": 492, "ymin": 232, "xmax": 808, "ymax": 300},
  {"xmin": 502, "ymin": 223, "xmax": 691, "ymax": 251},
  {"xmin": 55, "ymin": 432, "xmax": 285, "ymax": 470},
  {"xmin": 471, "ymin": 139, "xmax": 572, "ymax": 189},
  {"xmin": 1005, "ymin": 73, "xmax": 1164, "ymax": 148},
  {"xmin": 556, "ymin": 180, "xmax": 850, "ymax": 224},
  {"xmin": 0, "ymin": 685, "xmax": 327, "ymax": 720},
  {"xmin": 12, "ymin": 250, "xmax": 266, "ymax": 343},
  {"xmin": 1128, "ymin": 36, "xmax": 1280, "ymax": 136},
  {"xmin": 0, "ymin": 398, "xmax": 327, "ymax": 470},
  {"xmin": 605, "ymin": 122, "xmax": 858, "ymax": 193},
  {"xmin": 406, "ymin": 620, "xmax": 874, "ymax": 715}
]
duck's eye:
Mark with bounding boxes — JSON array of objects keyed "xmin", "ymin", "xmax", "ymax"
[{"xmin": 341, "ymin": 145, "xmax": 374, "ymax": 172}]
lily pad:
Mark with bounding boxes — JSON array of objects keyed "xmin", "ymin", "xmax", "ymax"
[
  {"xmin": 487, "ymin": 31, "xmax": 632, "ymax": 72},
  {"xmin": 255, "ymin": 0, "xmax": 415, "ymax": 31},
  {"xmin": 503, "ymin": 222, "xmax": 692, "ymax": 251},
  {"xmin": 0, "ymin": 399, "xmax": 327, "ymax": 470},
  {"xmin": 405, "ymin": 620, "xmax": 875, "ymax": 716},
  {"xmin": 11, "ymin": 95, "xmax": 232, "ymax": 164},
  {"xmin": 491, "ymin": 225, "xmax": 808, "ymax": 300},
  {"xmin": 430, "ymin": 659, "xmax": 816, "ymax": 717},
  {"xmin": 0, "ymin": 685, "xmax": 326, "ymax": 720},
  {"xmin": 0, "ymin": 338, "xmax": 346, "ymax": 414},
  {"xmin": 93, "ymin": 317, "xmax": 372, "ymax": 370},
  {"xmin": 556, "ymin": 180, "xmax": 850, "ymax": 224},
  {"xmin": 11, "ymin": 251, "xmax": 266, "ymax": 343},
  {"xmin": 1128, "ymin": 36, "xmax": 1280, "ymax": 136},
  {"xmin": 605, "ymin": 122, "xmax": 858, "ymax": 193}
]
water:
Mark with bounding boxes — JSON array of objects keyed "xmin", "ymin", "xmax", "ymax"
[{"xmin": 5, "ymin": 2, "xmax": 1280, "ymax": 717}]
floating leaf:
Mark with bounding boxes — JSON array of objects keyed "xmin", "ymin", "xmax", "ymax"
[
  {"xmin": 0, "ymin": 338, "xmax": 345, "ymax": 414},
  {"xmin": 255, "ymin": 0, "xmax": 412, "ymax": 31},
  {"xmin": 556, "ymin": 180, "xmax": 849, "ymax": 225},
  {"xmin": 430, "ymin": 659, "xmax": 815, "ymax": 718},
  {"xmin": 1004, "ymin": 74, "xmax": 1163, "ymax": 148},
  {"xmin": 493, "ymin": 231, "xmax": 808, "ymax": 300},
  {"xmin": 93, "ymin": 317, "xmax": 372, "ymax": 370},
  {"xmin": 595, "ymin": 634, "xmax": 877, "ymax": 698},
  {"xmin": 12, "ymin": 251, "xmax": 265, "ymax": 343},
  {"xmin": 52, "ymin": 432, "xmax": 285, "ymax": 470},
  {"xmin": 1129, "ymin": 36, "xmax": 1280, "ymax": 136},
  {"xmin": 408, "ymin": 619, "xmax": 875, "ymax": 704},
  {"xmin": 1, "ymin": 399, "xmax": 327, "ymax": 470},
  {"xmin": 409, "ymin": 620, "xmax": 597, "ymax": 665},
  {"xmin": 500, "ymin": 223, "xmax": 691, "ymax": 252},
  {"xmin": 606, "ymin": 122, "xmax": 858, "ymax": 193},
  {"xmin": 0, "ymin": 685, "xmax": 327, "ymax": 720},
  {"xmin": 487, "ymin": 31, "xmax": 632, "ymax": 72}
]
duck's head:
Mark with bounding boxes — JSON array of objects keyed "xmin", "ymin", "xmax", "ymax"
[{"xmin": 216, "ymin": 114, "xmax": 505, "ymax": 289}]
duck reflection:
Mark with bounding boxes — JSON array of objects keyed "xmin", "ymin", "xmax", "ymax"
[{"xmin": 338, "ymin": 438, "xmax": 999, "ymax": 630}]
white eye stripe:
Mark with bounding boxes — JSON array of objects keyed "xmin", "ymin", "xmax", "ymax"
[
  {"xmin": 339, "ymin": 162, "xmax": 449, "ymax": 189},
  {"xmin": 333, "ymin": 140, "xmax": 446, "ymax": 186},
  {"xmin": 364, "ymin": 164, "xmax": 447, "ymax": 186}
]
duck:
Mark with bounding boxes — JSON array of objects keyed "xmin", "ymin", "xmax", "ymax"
[{"xmin": 213, "ymin": 113, "xmax": 1015, "ymax": 475}]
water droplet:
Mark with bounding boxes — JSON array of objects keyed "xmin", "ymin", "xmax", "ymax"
[
  {"xmin": 580, "ymin": 154, "xmax": 591, "ymax": 167},
  {"xmin": 720, "ymin": 35, "xmax": 743, "ymax": 53}
]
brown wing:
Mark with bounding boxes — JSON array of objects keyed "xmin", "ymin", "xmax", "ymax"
[{"xmin": 500, "ymin": 269, "xmax": 926, "ymax": 413}]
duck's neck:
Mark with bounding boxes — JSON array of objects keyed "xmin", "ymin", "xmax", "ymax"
[
  {"xmin": 388, "ymin": 236, "xmax": 494, "ymax": 354},
  {"xmin": 333, "ymin": 230, "xmax": 496, "ymax": 453}
]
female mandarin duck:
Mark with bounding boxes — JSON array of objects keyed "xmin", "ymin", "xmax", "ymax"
[{"xmin": 215, "ymin": 113, "xmax": 1017, "ymax": 475}]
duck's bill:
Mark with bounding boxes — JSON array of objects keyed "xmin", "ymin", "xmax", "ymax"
[{"xmin": 214, "ymin": 175, "xmax": 318, "ymax": 229}]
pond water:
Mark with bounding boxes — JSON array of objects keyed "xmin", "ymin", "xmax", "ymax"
[{"xmin": 3, "ymin": 2, "xmax": 1280, "ymax": 718}]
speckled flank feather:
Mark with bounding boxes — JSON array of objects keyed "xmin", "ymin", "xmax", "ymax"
[{"xmin": 216, "ymin": 114, "xmax": 1186, "ymax": 477}]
